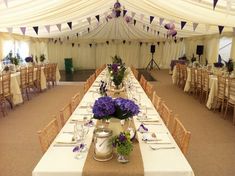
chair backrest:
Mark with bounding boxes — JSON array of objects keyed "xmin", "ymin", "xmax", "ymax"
[
  {"xmin": 217, "ymin": 75, "xmax": 227, "ymax": 99},
  {"xmin": 190, "ymin": 68, "xmax": 196, "ymax": 87},
  {"xmin": 27, "ymin": 66, "xmax": 34, "ymax": 85},
  {"xmin": 84, "ymin": 81, "xmax": 90, "ymax": 93},
  {"xmin": 152, "ymin": 91, "xmax": 162, "ymax": 111},
  {"xmin": 181, "ymin": 65, "xmax": 187, "ymax": 81},
  {"xmin": 35, "ymin": 65, "xmax": 42, "ymax": 81},
  {"xmin": 202, "ymin": 70, "xmax": 209, "ymax": 91},
  {"xmin": 71, "ymin": 92, "xmax": 81, "ymax": 112},
  {"xmin": 37, "ymin": 118, "xmax": 59, "ymax": 153},
  {"xmin": 52, "ymin": 63, "xmax": 57, "ymax": 80},
  {"xmin": 227, "ymin": 78, "xmax": 235, "ymax": 101},
  {"xmin": 172, "ymin": 118, "xmax": 191, "ymax": 155},
  {"xmin": 20, "ymin": 67, "xmax": 28, "ymax": 88},
  {"xmin": 59, "ymin": 103, "xmax": 72, "ymax": 126},
  {"xmin": 1, "ymin": 73, "xmax": 11, "ymax": 97},
  {"xmin": 145, "ymin": 82, "xmax": 153, "ymax": 99},
  {"xmin": 140, "ymin": 75, "xmax": 147, "ymax": 90},
  {"xmin": 196, "ymin": 68, "xmax": 202, "ymax": 88},
  {"xmin": 159, "ymin": 101, "xmax": 173, "ymax": 128}
]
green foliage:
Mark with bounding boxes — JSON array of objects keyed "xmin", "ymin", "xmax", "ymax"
[
  {"xmin": 112, "ymin": 55, "xmax": 123, "ymax": 65},
  {"xmin": 111, "ymin": 131, "xmax": 133, "ymax": 156},
  {"xmin": 40, "ymin": 54, "xmax": 46, "ymax": 62}
]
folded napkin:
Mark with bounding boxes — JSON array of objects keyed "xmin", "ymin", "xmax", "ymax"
[
  {"xmin": 55, "ymin": 133, "xmax": 76, "ymax": 144},
  {"xmin": 138, "ymin": 124, "xmax": 148, "ymax": 133},
  {"xmin": 142, "ymin": 133, "xmax": 171, "ymax": 144}
]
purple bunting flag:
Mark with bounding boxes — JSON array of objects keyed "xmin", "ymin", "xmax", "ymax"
[
  {"xmin": 67, "ymin": 22, "xmax": 72, "ymax": 30},
  {"xmin": 20, "ymin": 27, "xmax": 26, "ymax": 35},
  {"xmin": 181, "ymin": 21, "xmax": 187, "ymax": 30},
  {"xmin": 213, "ymin": 0, "xmax": 219, "ymax": 9},
  {"xmin": 56, "ymin": 24, "xmax": 61, "ymax": 32},
  {"xmin": 33, "ymin": 26, "xmax": 39, "ymax": 35},
  {"xmin": 87, "ymin": 17, "xmax": 91, "ymax": 25},
  {"xmin": 131, "ymin": 12, "xmax": 136, "ymax": 18},
  {"xmin": 150, "ymin": 16, "xmax": 154, "ymax": 24},
  {"xmin": 218, "ymin": 25, "xmax": 224, "ymax": 34},
  {"xmin": 95, "ymin": 15, "xmax": 100, "ymax": 22},
  {"xmin": 123, "ymin": 10, "xmax": 127, "ymax": 17}
]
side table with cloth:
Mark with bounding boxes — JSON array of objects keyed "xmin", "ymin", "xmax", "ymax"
[{"xmin": 33, "ymin": 68, "xmax": 194, "ymax": 176}]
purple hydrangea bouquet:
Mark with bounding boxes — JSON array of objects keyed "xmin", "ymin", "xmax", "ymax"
[{"xmin": 92, "ymin": 96, "xmax": 139, "ymax": 120}]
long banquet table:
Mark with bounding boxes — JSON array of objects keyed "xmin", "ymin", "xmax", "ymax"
[{"xmin": 33, "ymin": 68, "xmax": 194, "ymax": 176}]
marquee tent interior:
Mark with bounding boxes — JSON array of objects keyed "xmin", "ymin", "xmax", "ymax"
[{"xmin": 0, "ymin": 0, "xmax": 235, "ymax": 70}]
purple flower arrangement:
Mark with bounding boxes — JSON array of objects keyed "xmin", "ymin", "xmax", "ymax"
[
  {"xmin": 111, "ymin": 131, "xmax": 133, "ymax": 156},
  {"xmin": 25, "ymin": 56, "xmax": 33, "ymax": 63},
  {"xmin": 92, "ymin": 96, "xmax": 139, "ymax": 120}
]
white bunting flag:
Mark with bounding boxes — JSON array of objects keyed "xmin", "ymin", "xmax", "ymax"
[
  {"xmin": 45, "ymin": 25, "xmax": 50, "ymax": 33},
  {"xmin": 205, "ymin": 24, "xmax": 210, "ymax": 31},
  {"xmin": 20, "ymin": 27, "xmax": 26, "ymax": 35},
  {"xmin": 159, "ymin": 18, "xmax": 164, "ymax": 26},
  {"xmin": 87, "ymin": 17, "xmax": 91, "ymax": 25},
  {"xmin": 193, "ymin": 23, "xmax": 198, "ymax": 31},
  {"xmin": 4, "ymin": 0, "xmax": 8, "ymax": 7},
  {"xmin": 7, "ymin": 27, "xmax": 13, "ymax": 34},
  {"xmin": 131, "ymin": 12, "xmax": 136, "ymax": 18},
  {"xmin": 56, "ymin": 24, "xmax": 61, "ymax": 32},
  {"xmin": 140, "ymin": 14, "xmax": 144, "ymax": 21}
]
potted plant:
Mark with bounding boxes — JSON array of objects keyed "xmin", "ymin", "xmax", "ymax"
[{"xmin": 40, "ymin": 54, "xmax": 46, "ymax": 63}]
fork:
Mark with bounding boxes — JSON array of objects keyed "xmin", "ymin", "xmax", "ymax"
[{"xmin": 149, "ymin": 145, "xmax": 175, "ymax": 150}]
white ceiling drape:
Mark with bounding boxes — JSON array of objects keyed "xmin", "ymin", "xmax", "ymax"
[{"xmin": 0, "ymin": 0, "xmax": 234, "ymax": 38}]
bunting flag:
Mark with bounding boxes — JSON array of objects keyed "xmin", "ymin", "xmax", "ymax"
[
  {"xmin": 157, "ymin": 42, "xmax": 160, "ymax": 46},
  {"xmin": 87, "ymin": 17, "xmax": 91, "ymax": 25},
  {"xmin": 150, "ymin": 16, "xmax": 154, "ymax": 24},
  {"xmin": 193, "ymin": 23, "xmax": 198, "ymax": 31},
  {"xmin": 95, "ymin": 15, "xmax": 100, "ymax": 22},
  {"xmin": 140, "ymin": 14, "xmax": 144, "ymax": 21},
  {"xmin": 45, "ymin": 25, "xmax": 50, "ymax": 33},
  {"xmin": 7, "ymin": 27, "xmax": 13, "ymax": 34},
  {"xmin": 72, "ymin": 43, "xmax": 74, "ymax": 47},
  {"xmin": 147, "ymin": 26, "xmax": 149, "ymax": 32},
  {"xmin": 123, "ymin": 10, "xmax": 127, "ymax": 16},
  {"xmin": 159, "ymin": 18, "xmax": 164, "ymax": 26},
  {"xmin": 233, "ymin": 27, "xmax": 235, "ymax": 35},
  {"xmin": 4, "ymin": 0, "xmax": 8, "ymax": 7},
  {"xmin": 20, "ymin": 27, "xmax": 26, "ymax": 35},
  {"xmin": 88, "ymin": 28, "xmax": 90, "ymax": 33},
  {"xmin": 213, "ymin": 0, "xmax": 219, "ymax": 9},
  {"xmin": 158, "ymin": 31, "xmax": 160, "ymax": 35},
  {"xmin": 131, "ymin": 12, "xmax": 136, "ymax": 18},
  {"xmin": 154, "ymin": 30, "xmax": 156, "ymax": 35},
  {"xmin": 67, "ymin": 22, "xmax": 72, "ymax": 30},
  {"xmin": 33, "ymin": 26, "xmax": 39, "ymax": 35},
  {"xmin": 181, "ymin": 21, "xmax": 187, "ymax": 30},
  {"xmin": 56, "ymin": 24, "xmax": 61, "ymax": 32},
  {"xmin": 218, "ymin": 25, "xmax": 224, "ymax": 34},
  {"xmin": 134, "ymin": 19, "xmax": 136, "ymax": 26},
  {"xmin": 205, "ymin": 24, "xmax": 210, "ymax": 31}
]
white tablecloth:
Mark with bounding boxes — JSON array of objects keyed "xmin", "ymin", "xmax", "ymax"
[{"xmin": 33, "ymin": 68, "xmax": 194, "ymax": 176}]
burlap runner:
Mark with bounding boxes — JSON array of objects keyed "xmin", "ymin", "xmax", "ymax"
[{"xmin": 82, "ymin": 121, "xmax": 144, "ymax": 176}]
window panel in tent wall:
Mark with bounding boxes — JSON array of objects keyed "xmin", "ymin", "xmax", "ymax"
[
  {"xmin": 218, "ymin": 37, "xmax": 232, "ymax": 62},
  {"xmin": 205, "ymin": 37, "xmax": 219, "ymax": 64}
]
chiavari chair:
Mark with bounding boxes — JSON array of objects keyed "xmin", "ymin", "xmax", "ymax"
[
  {"xmin": 0, "ymin": 73, "xmax": 13, "ymax": 116},
  {"xmin": 140, "ymin": 75, "xmax": 147, "ymax": 90},
  {"xmin": 159, "ymin": 101, "xmax": 173, "ymax": 130},
  {"xmin": 84, "ymin": 81, "xmax": 90, "ymax": 94},
  {"xmin": 224, "ymin": 77, "xmax": 235, "ymax": 123},
  {"xmin": 201, "ymin": 70, "xmax": 210, "ymax": 103},
  {"xmin": 190, "ymin": 67, "xmax": 197, "ymax": 95},
  {"xmin": 196, "ymin": 68, "xmax": 203, "ymax": 100},
  {"xmin": 175, "ymin": 63, "xmax": 181, "ymax": 87},
  {"xmin": 145, "ymin": 82, "xmax": 153, "ymax": 100},
  {"xmin": 59, "ymin": 103, "xmax": 72, "ymax": 126},
  {"xmin": 51, "ymin": 63, "xmax": 57, "ymax": 86},
  {"xmin": 20, "ymin": 67, "xmax": 30, "ymax": 100},
  {"xmin": 27, "ymin": 66, "xmax": 36, "ymax": 94},
  {"xmin": 34, "ymin": 65, "xmax": 42, "ymax": 92},
  {"xmin": 37, "ymin": 118, "xmax": 59, "ymax": 153},
  {"xmin": 152, "ymin": 91, "xmax": 162, "ymax": 111},
  {"xmin": 180, "ymin": 64, "xmax": 187, "ymax": 89},
  {"xmin": 172, "ymin": 118, "xmax": 191, "ymax": 155},
  {"xmin": 71, "ymin": 92, "xmax": 81, "ymax": 112},
  {"xmin": 213, "ymin": 75, "xmax": 227, "ymax": 113}
]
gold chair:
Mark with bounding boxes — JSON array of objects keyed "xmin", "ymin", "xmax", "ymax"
[
  {"xmin": 196, "ymin": 68, "xmax": 203, "ymax": 99},
  {"xmin": 37, "ymin": 118, "xmax": 59, "ymax": 153},
  {"xmin": 140, "ymin": 75, "xmax": 147, "ymax": 90},
  {"xmin": 152, "ymin": 91, "xmax": 162, "ymax": 111},
  {"xmin": 180, "ymin": 64, "xmax": 187, "ymax": 89},
  {"xmin": 84, "ymin": 81, "xmax": 90, "ymax": 94},
  {"xmin": 145, "ymin": 82, "xmax": 153, "ymax": 100},
  {"xmin": 224, "ymin": 78, "xmax": 235, "ymax": 123},
  {"xmin": 190, "ymin": 67, "xmax": 197, "ymax": 95},
  {"xmin": 202, "ymin": 70, "xmax": 210, "ymax": 103},
  {"xmin": 159, "ymin": 101, "xmax": 173, "ymax": 130},
  {"xmin": 0, "ymin": 73, "xmax": 13, "ymax": 116},
  {"xmin": 175, "ymin": 63, "xmax": 181, "ymax": 87},
  {"xmin": 213, "ymin": 75, "xmax": 227, "ymax": 113},
  {"xmin": 20, "ymin": 67, "xmax": 30, "ymax": 100},
  {"xmin": 59, "ymin": 103, "xmax": 72, "ymax": 126},
  {"xmin": 172, "ymin": 118, "xmax": 191, "ymax": 155},
  {"xmin": 71, "ymin": 92, "xmax": 81, "ymax": 112},
  {"xmin": 34, "ymin": 65, "xmax": 42, "ymax": 92},
  {"xmin": 51, "ymin": 63, "xmax": 57, "ymax": 86}
]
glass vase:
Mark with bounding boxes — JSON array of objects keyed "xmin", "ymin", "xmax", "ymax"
[{"xmin": 117, "ymin": 154, "xmax": 129, "ymax": 163}]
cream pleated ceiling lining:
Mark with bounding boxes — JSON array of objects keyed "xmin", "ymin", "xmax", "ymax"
[{"xmin": 0, "ymin": 0, "xmax": 234, "ymax": 39}]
